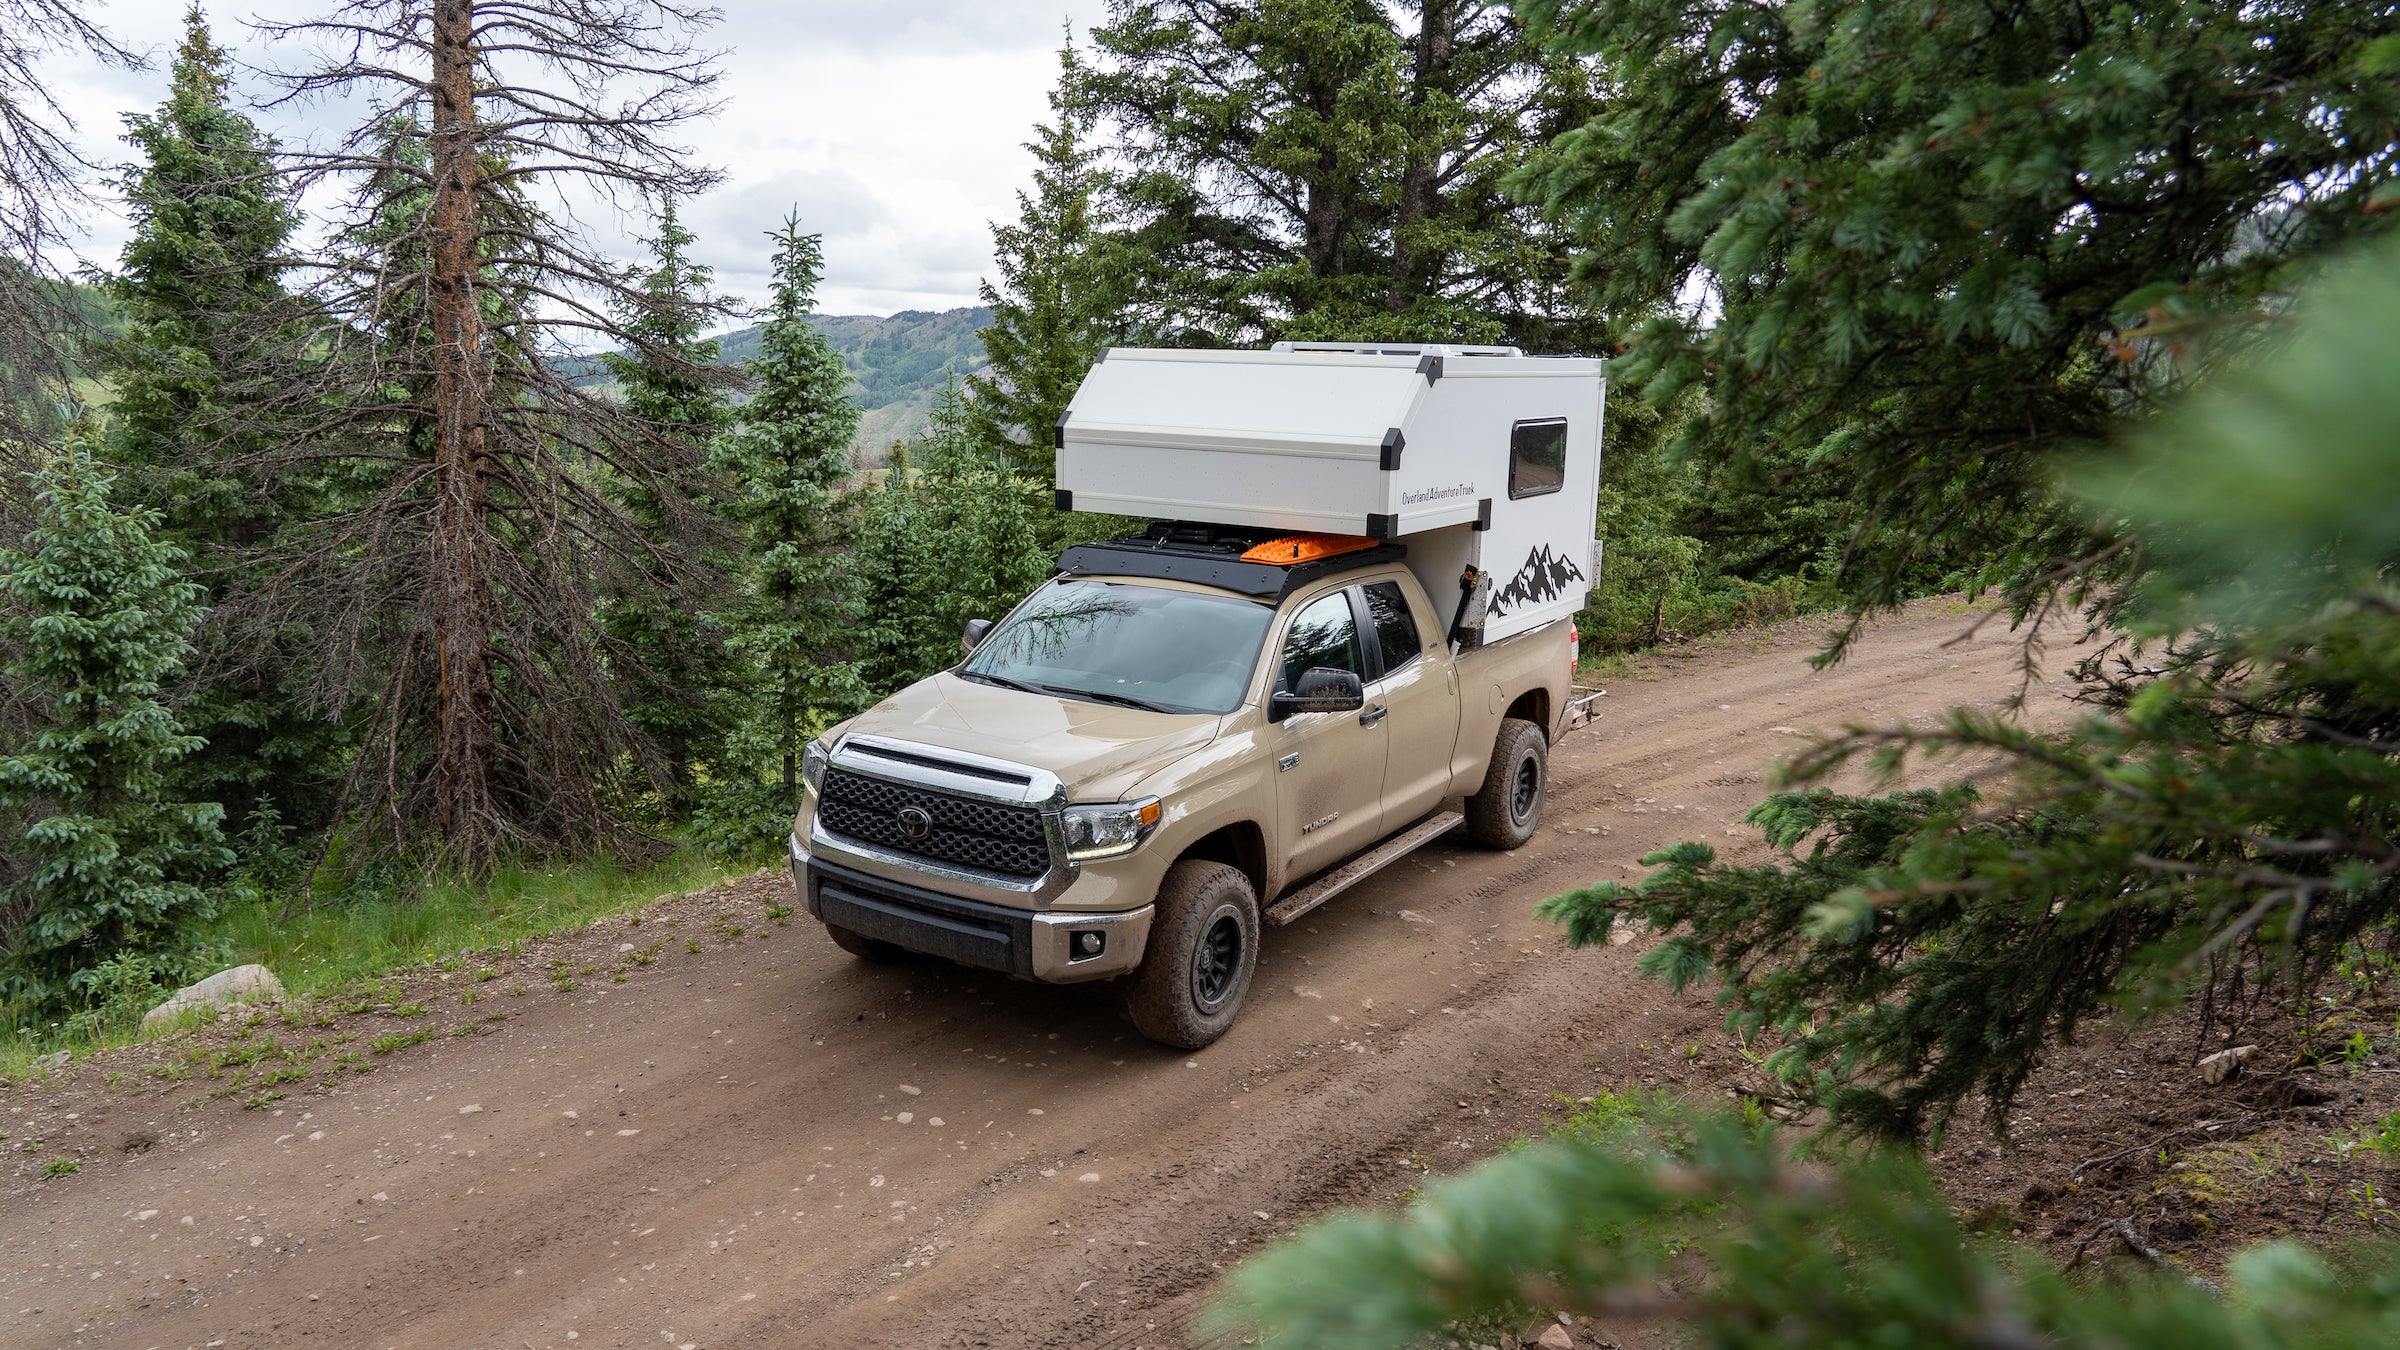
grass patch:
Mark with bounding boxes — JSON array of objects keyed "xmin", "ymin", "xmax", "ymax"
[
  {"xmin": 0, "ymin": 845, "xmax": 741, "ymax": 1076},
  {"xmin": 368, "ymin": 1029, "xmax": 437, "ymax": 1055},
  {"xmin": 212, "ymin": 846, "xmax": 737, "ymax": 1000}
]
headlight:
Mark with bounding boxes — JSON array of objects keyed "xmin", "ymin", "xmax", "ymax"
[
  {"xmin": 1060, "ymin": 797, "xmax": 1162, "ymax": 861},
  {"xmin": 800, "ymin": 740, "xmax": 830, "ymax": 793}
]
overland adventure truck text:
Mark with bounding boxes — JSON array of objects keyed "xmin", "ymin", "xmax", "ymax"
[{"xmin": 789, "ymin": 343, "xmax": 1604, "ymax": 1048}]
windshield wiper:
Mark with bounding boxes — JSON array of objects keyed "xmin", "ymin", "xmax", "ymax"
[
  {"xmin": 1043, "ymin": 684, "xmax": 1182, "ymax": 714},
  {"xmin": 957, "ymin": 669, "xmax": 1048, "ymax": 697}
]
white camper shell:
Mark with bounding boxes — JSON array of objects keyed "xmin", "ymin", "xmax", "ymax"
[{"xmin": 1054, "ymin": 342, "xmax": 1605, "ymax": 644}]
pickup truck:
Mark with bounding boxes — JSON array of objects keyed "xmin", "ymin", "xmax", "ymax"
[{"xmin": 787, "ymin": 525, "xmax": 1585, "ymax": 1048}]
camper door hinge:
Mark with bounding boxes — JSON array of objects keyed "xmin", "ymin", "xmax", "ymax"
[
  {"xmin": 1416, "ymin": 352, "xmax": 1443, "ymax": 383},
  {"xmin": 1473, "ymin": 497, "xmax": 1492, "ymax": 531},
  {"xmin": 1379, "ymin": 427, "xmax": 1405, "ymax": 471}
]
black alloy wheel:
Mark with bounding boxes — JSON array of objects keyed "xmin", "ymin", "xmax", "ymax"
[
  {"xmin": 1511, "ymin": 754, "xmax": 1542, "ymax": 823},
  {"xmin": 1192, "ymin": 909, "xmax": 1245, "ymax": 1011}
]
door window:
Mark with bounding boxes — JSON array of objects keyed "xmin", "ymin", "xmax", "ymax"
[
  {"xmin": 1508, "ymin": 418, "xmax": 1568, "ymax": 499},
  {"xmin": 1279, "ymin": 590, "xmax": 1364, "ymax": 691},
  {"xmin": 1360, "ymin": 580, "xmax": 1421, "ymax": 678}
]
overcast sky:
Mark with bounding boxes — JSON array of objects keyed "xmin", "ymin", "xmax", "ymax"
[{"xmin": 41, "ymin": 0, "xmax": 1111, "ymax": 321}]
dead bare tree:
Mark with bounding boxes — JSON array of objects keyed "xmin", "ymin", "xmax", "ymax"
[
  {"xmin": 248, "ymin": 0, "xmax": 729, "ymax": 870},
  {"xmin": 0, "ymin": 0, "xmax": 141, "ymax": 462}
]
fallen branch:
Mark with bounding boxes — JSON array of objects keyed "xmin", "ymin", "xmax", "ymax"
[
  {"xmin": 2065, "ymin": 1218, "xmax": 2222, "ymax": 1295},
  {"xmin": 2070, "ymin": 1114, "xmax": 2276, "ymax": 1181}
]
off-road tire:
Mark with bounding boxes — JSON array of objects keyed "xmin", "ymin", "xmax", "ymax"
[
  {"xmin": 1465, "ymin": 717, "xmax": 1547, "ymax": 850},
  {"xmin": 1126, "ymin": 860, "xmax": 1259, "ymax": 1050},
  {"xmin": 825, "ymin": 923, "xmax": 905, "ymax": 963}
]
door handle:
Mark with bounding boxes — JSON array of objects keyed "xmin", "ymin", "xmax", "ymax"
[{"xmin": 1359, "ymin": 705, "xmax": 1388, "ymax": 726}]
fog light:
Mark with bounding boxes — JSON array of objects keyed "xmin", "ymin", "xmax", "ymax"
[{"xmin": 1073, "ymin": 930, "xmax": 1105, "ymax": 958}]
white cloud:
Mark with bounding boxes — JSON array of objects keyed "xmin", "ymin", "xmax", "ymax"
[{"xmin": 39, "ymin": 0, "xmax": 1107, "ymax": 316}]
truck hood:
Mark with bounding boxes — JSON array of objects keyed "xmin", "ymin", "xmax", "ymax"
[{"xmin": 834, "ymin": 671, "xmax": 1223, "ymax": 802}]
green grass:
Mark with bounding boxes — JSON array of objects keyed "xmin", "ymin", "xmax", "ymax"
[
  {"xmin": 216, "ymin": 848, "xmax": 737, "ymax": 999},
  {"xmin": 0, "ymin": 846, "xmax": 745, "ymax": 1077}
]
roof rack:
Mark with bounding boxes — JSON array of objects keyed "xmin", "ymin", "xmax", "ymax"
[{"xmin": 1055, "ymin": 521, "xmax": 1406, "ymax": 603}]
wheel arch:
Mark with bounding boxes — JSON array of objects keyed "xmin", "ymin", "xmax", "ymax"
[
  {"xmin": 1503, "ymin": 688, "xmax": 1552, "ymax": 742},
  {"xmin": 1174, "ymin": 820, "xmax": 1269, "ymax": 900}
]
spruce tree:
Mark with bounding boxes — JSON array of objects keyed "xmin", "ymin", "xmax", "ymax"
[
  {"xmin": 967, "ymin": 38, "xmax": 1125, "ymax": 475},
  {"xmin": 253, "ymin": 0, "xmax": 726, "ymax": 867},
  {"xmin": 708, "ymin": 214, "xmax": 864, "ymax": 814},
  {"xmin": 99, "ymin": 4, "xmax": 340, "ymax": 854},
  {"xmin": 855, "ymin": 380, "xmax": 1052, "ymax": 694},
  {"xmin": 1511, "ymin": 0, "xmax": 2400, "ymax": 635},
  {"xmin": 1078, "ymin": 1, "xmax": 1605, "ymax": 347},
  {"xmin": 597, "ymin": 197, "xmax": 739, "ymax": 818},
  {"xmin": 0, "ymin": 436, "xmax": 229, "ymax": 1011}
]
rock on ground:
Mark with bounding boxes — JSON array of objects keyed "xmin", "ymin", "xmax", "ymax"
[{"xmin": 142, "ymin": 964, "xmax": 285, "ymax": 1034}]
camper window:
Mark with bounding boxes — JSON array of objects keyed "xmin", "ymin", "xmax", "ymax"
[{"xmin": 1508, "ymin": 418, "xmax": 1568, "ymax": 499}]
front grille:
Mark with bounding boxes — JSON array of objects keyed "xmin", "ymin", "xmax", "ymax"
[{"xmin": 817, "ymin": 769, "xmax": 1050, "ymax": 879}]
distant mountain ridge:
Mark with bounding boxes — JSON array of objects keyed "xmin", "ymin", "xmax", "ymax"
[{"xmin": 710, "ymin": 306, "xmax": 993, "ymax": 460}]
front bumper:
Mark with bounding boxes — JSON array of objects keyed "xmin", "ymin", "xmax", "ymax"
[{"xmin": 793, "ymin": 837, "xmax": 1152, "ymax": 984}]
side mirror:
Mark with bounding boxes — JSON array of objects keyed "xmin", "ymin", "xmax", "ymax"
[
  {"xmin": 961, "ymin": 618, "xmax": 993, "ymax": 655},
  {"xmin": 1270, "ymin": 666, "xmax": 1364, "ymax": 721}
]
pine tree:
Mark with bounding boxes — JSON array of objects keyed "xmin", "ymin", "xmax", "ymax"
[
  {"xmin": 1539, "ymin": 237, "xmax": 2400, "ymax": 1146},
  {"xmin": 0, "ymin": 436, "xmax": 229, "ymax": 1011},
  {"xmin": 99, "ymin": 4, "xmax": 341, "ymax": 853},
  {"xmin": 1511, "ymin": 0, "xmax": 2400, "ymax": 639},
  {"xmin": 597, "ymin": 197, "xmax": 739, "ymax": 819},
  {"xmin": 708, "ymin": 214, "xmax": 864, "ymax": 816},
  {"xmin": 1213, "ymin": 1106, "xmax": 2400, "ymax": 1349},
  {"xmin": 1079, "ymin": 1, "xmax": 1605, "ymax": 347},
  {"xmin": 855, "ymin": 380, "xmax": 1052, "ymax": 694},
  {"xmin": 251, "ymin": 0, "xmax": 727, "ymax": 867},
  {"xmin": 966, "ymin": 37, "xmax": 1126, "ymax": 475}
]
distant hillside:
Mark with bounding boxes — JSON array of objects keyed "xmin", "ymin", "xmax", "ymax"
[{"xmin": 711, "ymin": 306, "xmax": 993, "ymax": 461}]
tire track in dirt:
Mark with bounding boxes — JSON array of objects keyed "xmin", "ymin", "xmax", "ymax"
[{"xmin": 0, "ymin": 599, "xmax": 2086, "ymax": 1350}]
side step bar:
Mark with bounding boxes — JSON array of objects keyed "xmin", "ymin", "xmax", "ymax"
[{"xmin": 1264, "ymin": 811, "xmax": 1465, "ymax": 928}]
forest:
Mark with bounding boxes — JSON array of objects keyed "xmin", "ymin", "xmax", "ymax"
[{"xmin": 2, "ymin": 0, "xmax": 2398, "ymax": 1342}]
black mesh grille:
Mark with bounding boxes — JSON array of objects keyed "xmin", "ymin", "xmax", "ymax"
[{"xmin": 818, "ymin": 769, "xmax": 1050, "ymax": 879}]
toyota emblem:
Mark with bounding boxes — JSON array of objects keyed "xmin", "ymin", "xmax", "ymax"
[{"xmin": 895, "ymin": 805, "xmax": 934, "ymax": 841}]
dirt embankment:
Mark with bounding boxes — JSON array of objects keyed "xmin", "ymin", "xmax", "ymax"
[{"xmin": 12, "ymin": 599, "xmax": 2381, "ymax": 1350}]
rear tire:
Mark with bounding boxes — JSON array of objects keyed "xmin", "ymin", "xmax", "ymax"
[
  {"xmin": 1465, "ymin": 717, "xmax": 1547, "ymax": 849},
  {"xmin": 825, "ymin": 923, "xmax": 905, "ymax": 963},
  {"xmin": 1126, "ymin": 860, "xmax": 1259, "ymax": 1050}
]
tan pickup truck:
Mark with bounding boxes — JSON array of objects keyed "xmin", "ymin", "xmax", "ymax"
[{"xmin": 788, "ymin": 525, "xmax": 1591, "ymax": 1048}]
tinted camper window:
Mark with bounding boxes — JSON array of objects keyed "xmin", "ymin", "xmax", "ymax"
[{"xmin": 1508, "ymin": 418, "xmax": 1567, "ymax": 499}]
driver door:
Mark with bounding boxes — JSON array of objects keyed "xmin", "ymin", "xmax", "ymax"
[{"xmin": 1269, "ymin": 588, "xmax": 1387, "ymax": 881}]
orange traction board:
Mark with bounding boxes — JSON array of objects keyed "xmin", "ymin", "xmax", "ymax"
[{"xmin": 1237, "ymin": 533, "xmax": 1382, "ymax": 565}]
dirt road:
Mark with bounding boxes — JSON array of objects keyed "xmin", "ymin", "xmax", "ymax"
[{"xmin": 3, "ymin": 601, "xmax": 2077, "ymax": 1350}]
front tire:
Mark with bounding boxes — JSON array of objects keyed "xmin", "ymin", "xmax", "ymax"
[
  {"xmin": 825, "ymin": 923, "xmax": 905, "ymax": 963},
  {"xmin": 1126, "ymin": 860, "xmax": 1259, "ymax": 1050},
  {"xmin": 1465, "ymin": 716, "xmax": 1547, "ymax": 849}
]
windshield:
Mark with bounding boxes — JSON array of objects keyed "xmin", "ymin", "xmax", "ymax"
[{"xmin": 959, "ymin": 580, "xmax": 1272, "ymax": 715}]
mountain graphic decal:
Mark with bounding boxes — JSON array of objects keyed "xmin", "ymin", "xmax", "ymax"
[{"xmin": 1487, "ymin": 543, "xmax": 1586, "ymax": 616}]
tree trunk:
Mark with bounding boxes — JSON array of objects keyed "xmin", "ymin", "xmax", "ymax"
[
  {"xmin": 1304, "ymin": 165, "xmax": 1346, "ymax": 280},
  {"xmin": 1392, "ymin": 0, "xmax": 1455, "ymax": 311},
  {"xmin": 426, "ymin": 0, "xmax": 498, "ymax": 856}
]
